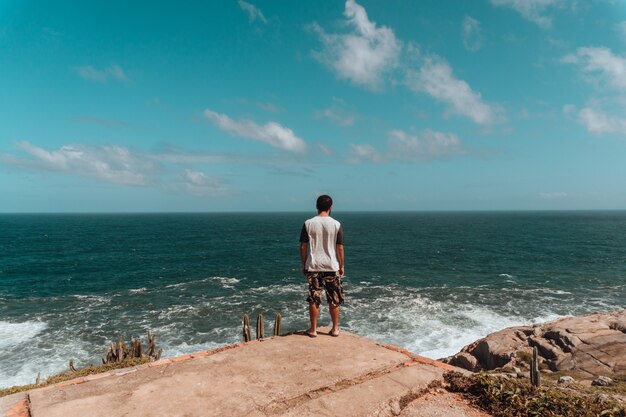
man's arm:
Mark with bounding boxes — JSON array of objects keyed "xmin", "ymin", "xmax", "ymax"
[
  {"xmin": 336, "ymin": 244, "xmax": 344, "ymax": 276},
  {"xmin": 300, "ymin": 242, "xmax": 308, "ymax": 275}
]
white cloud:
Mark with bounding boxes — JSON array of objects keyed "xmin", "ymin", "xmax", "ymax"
[
  {"xmin": 5, "ymin": 142, "xmax": 155, "ymax": 185},
  {"xmin": 462, "ymin": 16, "xmax": 482, "ymax": 52},
  {"xmin": 204, "ymin": 110, "xmax": 307, "ymax": 153},
  {"xmin": 349, "ymin": 129, "xmax": 467, "ymax": 163},
  {"xmin": 562, "ymin": 47, "xmax": 626, "ymax": 90},
  {"xmin": 348, "ymin": 144, "xmax": 384, "ymax": 163},
  {"xmin": 563, "ymin": 106, "xmax": 626, "ymax": 136},
  {"xmin": 490, "ymin": 0, "xmax": 562, "ymax": 28},
  {"xmin": 309, "ymin": 0, "xmax": 401, "ymax": 89},
  {"xmin": 406, "ymin": 55, "xmax": 501, "ymax": 125},
  {"xmin": 74, "ymin": 65, "xmax": 128, "ymax": 82},
  {"xmin": 182, "ymin": 169, "xmax": 227, "ymax": 196},
  {"xmin": 387, "ymin": 129, "xmax": 467, "ymax": 159},
  {"xmin": 238, "ymin": 0, "xmax": 267, "ymax": 24}
]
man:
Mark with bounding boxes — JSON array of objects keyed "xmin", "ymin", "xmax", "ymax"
[{"xmin": 299, "ymin": 195, "xmax": 345, "ymax": 337}]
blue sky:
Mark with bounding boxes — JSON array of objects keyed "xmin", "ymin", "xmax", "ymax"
[{"xmin": 1, "ymin": 0, "xmax": 626, "ymax": 212}]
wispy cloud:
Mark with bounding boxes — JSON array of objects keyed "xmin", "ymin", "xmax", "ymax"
[
  {"xmin": 74, "ymin": 64, "xmax": 128, "ymax": 82},
  {"xmin": 316, "ymin": 99, "xmax": 357, "ymax": 127},
  {"xmin": 490, "ymin": 0, "xmax": 563, "ymax": 28},
  {"xmin": 349, "ymin": 129, "xmax": 467, "ymax": 163},
  {"xmin": 318, "ymin": 144, "xmax": 334, "ymax": 156},
  {"xmin": 204, "ymin": 110, "xmax": 307, "ymax": 153},
  {"xmin": 238, "ymin": 0, "xmax": 267, "ymax": 24},
  {"xmin": 565, "ymin": 105, "xmax": 626, "ymax": 136},
  {"xmin": 406, "ymin": 55, "xmax": 501, "ymax": 125},
  {"xmin": 349, "ymin": 144, "xmax": 384, "ymax": 163},
  {"xmin": 462, "ymin": 16, "xmax": 482, "ymax": 52},
  {"xmin": 150, "ymin": 149, "xmax": 226, "ymax": 165},
  {"xmin": 562, "ymin": 47, "xmax": 626, "ymax": 90},
  {"xmin": 309, "ymin": 0, "xmax": 401, "ymax": 90},
  {"xmin": 2, "ymin": 142, "xmax": 155, "ymax": 185},
  {"xmin": 181, "ymin": 169, "xmax": 227, "ymax": 196},
  {"xmin": 257, "ymin": 102, "xmax": 282, "ymax": 113}
]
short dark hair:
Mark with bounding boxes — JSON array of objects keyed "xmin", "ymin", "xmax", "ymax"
[{"xmin": 316, "ymin": 195, "xmax": 333, "ymax": 212}]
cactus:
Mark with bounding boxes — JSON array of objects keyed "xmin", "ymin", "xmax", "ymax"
[
  {"xmin": 242, "ymin": 313, "xmax": 251, "ymax": 342},
  {"xmin": 256, "ymin": 313, "xmax": 265, "ymax": 340},
  {"xmin": 147, "ymin": 331, "xmax": 156, "ymax": 357},
  {"xmin": 531, "ymin": 346, "xmax": 541, "ymax": 387},
  {"xmin": 273, "ymin": 313, "xmax": 282, "ymax": 336},
  {"xmin": 102, "ymin": 332, "xmax": 161, "ymax": 363}
]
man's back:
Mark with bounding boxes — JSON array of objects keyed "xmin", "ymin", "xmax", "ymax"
[
  {"xmin": 300, "ymin": 194, "xmax": 344, "ymax": 338},
  {"xmin": 301, "ymin": 216, "xmax": 343, "ymax": 272}
]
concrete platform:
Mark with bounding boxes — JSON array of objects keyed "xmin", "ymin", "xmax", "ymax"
[{"xmin": 3, "ymin": 329, "xmax": 478, "ymax": 417}]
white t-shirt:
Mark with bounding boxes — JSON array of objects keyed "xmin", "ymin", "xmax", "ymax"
[{"xmin": 300, "ymin": 215, "xmax": 344, "ymax": 272}]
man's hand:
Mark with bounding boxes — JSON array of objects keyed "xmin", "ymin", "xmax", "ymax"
[
  {"xmin": 302, "ymin": 266, "xmax": 307, "ymax": 275},
  {"xmin": 336, "ymin": 244, "xmax": 344, "ymax": 277}
]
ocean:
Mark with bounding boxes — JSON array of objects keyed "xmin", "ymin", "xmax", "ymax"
[{"xmin": 1, "ymin": 211, "xmax": 625, "ymax": 388}]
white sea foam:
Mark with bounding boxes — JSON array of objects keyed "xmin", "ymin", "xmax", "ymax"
[
  {"xmin": 203, "ymin": 276, "xmax": 240, "ymax": 289},
  {"xmin": 129, "ymin": 287, "xmax": 148, "ymax": 294},
  {"xmin": 341, "ymin": 284, "xmax": 571, "ymax": 360},
  {"xmin": 72, "ymin": 294, "xmax": 112, "ymax": 304},
  {"xmin": 0, "ymin": 320, "xmax": 48, "ymax": 350},
  {"xmin": 0, "ymin": 320, "xmax": 94, "ymax": 388}
]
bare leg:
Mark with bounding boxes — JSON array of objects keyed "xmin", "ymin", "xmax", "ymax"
[
  {"xmin": 329, "ymin": 304, "xmax": 340, "ymax": 335},
  {"xmin": 308, "ymin": 302, "xmax": 320, "ymax": 335}
]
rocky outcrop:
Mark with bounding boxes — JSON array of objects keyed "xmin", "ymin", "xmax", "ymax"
[{"xmin": 442, "ymin": 310, "xmax": 626, "ymax": 377}]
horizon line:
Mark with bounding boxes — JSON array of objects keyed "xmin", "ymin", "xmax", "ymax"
[{"xmin": 1, "ymin": 208, "xmax": 626, "ymax": 215}]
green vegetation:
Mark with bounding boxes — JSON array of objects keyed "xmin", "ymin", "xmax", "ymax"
[
  {"xmin": 444, "ymin": 371, "xmax": 625, "ymax": 417},
  {"xmin": 0, "ymin": 358, "xmax": 149, "ymax": 398}
]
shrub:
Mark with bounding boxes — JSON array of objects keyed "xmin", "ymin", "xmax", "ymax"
[{"xmin": 444, "ymin": 371, "xmax": 625, "ymax": 417}]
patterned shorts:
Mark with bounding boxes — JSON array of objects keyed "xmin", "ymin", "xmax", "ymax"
[{"xmin": 306, "ymin": 271, "xmax": 344, "ymax": 306}]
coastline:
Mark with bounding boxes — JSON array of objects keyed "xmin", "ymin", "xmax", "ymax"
[{"xmin": 2, "ymin": 311, "xmax": 625, "ymax": 416}]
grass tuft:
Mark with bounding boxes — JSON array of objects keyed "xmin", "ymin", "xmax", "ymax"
[{"xmin": 0, "ymin": 358, "xmax": 149, "ymax": 398}]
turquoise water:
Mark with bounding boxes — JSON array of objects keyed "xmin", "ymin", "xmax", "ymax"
[{"xmin": 1, "ymin": 212, "xmax": 625, "ymax": 387}]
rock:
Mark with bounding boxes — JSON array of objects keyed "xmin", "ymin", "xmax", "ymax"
[
  {"xmin": 514, "ymin": 330, "xmax": 528, "ymax": 342},
  {"xmin": 442, "ymin": 310, "xmax": 626, "ymax": 377},
  {"xmin": 528, "ymin": 336, "xmax": 563, "ymax": 362},
  {"xmin": 591, "ymin": 376, "xmax": 613, "ymax": 386},
  {"xmin": 462, "ymin": 327, "xmax": 530, "ymax": 369},
  {"xmin": 558, "ymin": 376, "xmax": 575, "ymax": 384},
  {"xmin": 512, "ymin": 366, "xmax": 521, "ymax": 374},
  {"xmin": 448, "ymin": 352, "xmax": 479, "ymax": 371}
]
